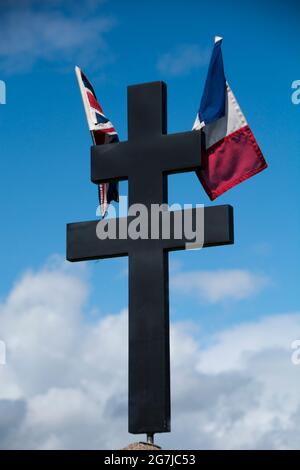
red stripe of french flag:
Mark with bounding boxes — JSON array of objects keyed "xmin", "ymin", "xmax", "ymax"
[{"xmin": 197, "ymin": 83, "xmax": 267, "ymax": 200}]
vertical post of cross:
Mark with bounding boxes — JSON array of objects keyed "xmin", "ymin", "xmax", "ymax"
[{"xmin": 127, "ymin": 82, "xmax": 171, "ymax": 435}]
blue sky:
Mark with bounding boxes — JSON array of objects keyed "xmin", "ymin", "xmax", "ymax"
[
  {"xmin": 0, "ymin": 0, "xmax": 299, "ymax": 449},
  {"xmin": 0, "ymin": 0, "xmax": 299, "ymax": 330}
]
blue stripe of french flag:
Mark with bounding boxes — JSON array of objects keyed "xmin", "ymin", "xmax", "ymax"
[{"xmin": 193, "ymin": 36, "xmax": 267, "ymax": 200}]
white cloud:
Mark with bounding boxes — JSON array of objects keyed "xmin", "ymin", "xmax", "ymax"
[
  {"xmin": 169, "ymin": 315, "xmax": 300, "ymax": 449},
  {"xmin": 0, "ymin": 257, "xmax": 128, "ymax": 449},
  {"xmin": 157, "ymin": 44, "xmax": 209, "ymax": 77},
  {"xmin": 197, "ymin": 313, "xmax": 299, "ymax": 373},
  {"xmin": 0, "ymin": 1, "xmax": 115, "ymax": 73},
  {"xmin": 0, "ymin": 258, "xmax": 299, "ymax": 449},
  {"xmin": 171, "ymin": 269, "xmax": 269, "ymax": 303}
]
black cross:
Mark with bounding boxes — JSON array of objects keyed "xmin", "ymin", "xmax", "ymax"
[{"xmin": 67, "ymin": 82, "xmax": 234, "ymax": 437}]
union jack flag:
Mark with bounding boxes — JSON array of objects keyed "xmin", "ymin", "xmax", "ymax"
[{"xmin": 75, "ymin": 66, "xmax": 119, "ymax": 217}]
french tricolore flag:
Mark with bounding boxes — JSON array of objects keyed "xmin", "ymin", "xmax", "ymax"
[{"xmin": 193, "ymin": 37, "xmax": 267, "ymax": 200}]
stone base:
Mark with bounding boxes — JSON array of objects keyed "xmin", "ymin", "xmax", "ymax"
[{"xmin": 122, "ymin": 442, "xmax": 161, "ymax": 451}]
